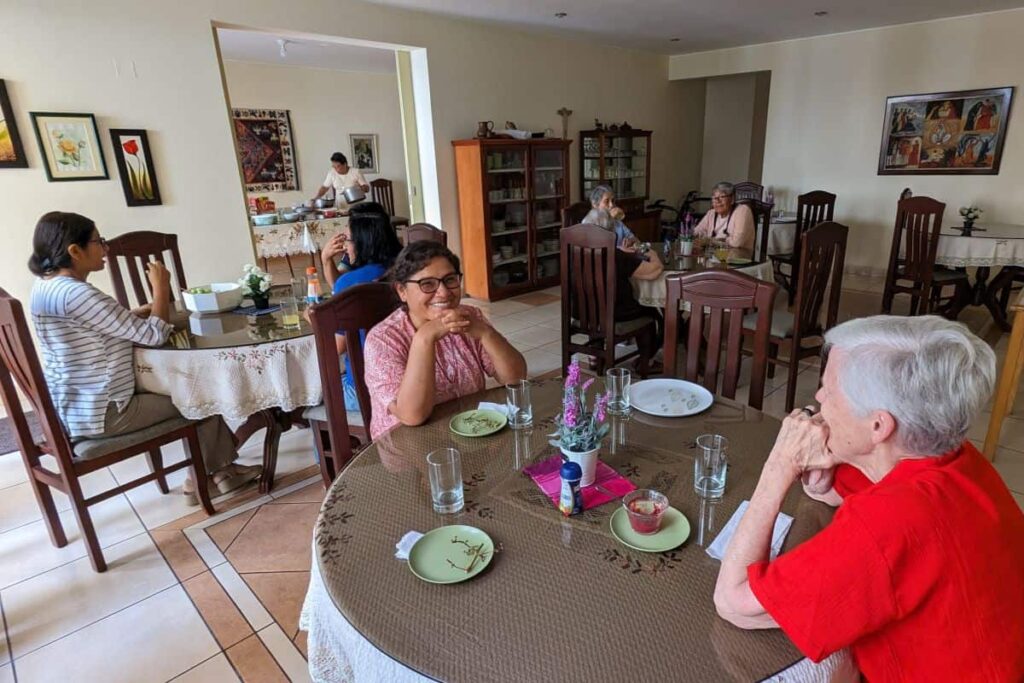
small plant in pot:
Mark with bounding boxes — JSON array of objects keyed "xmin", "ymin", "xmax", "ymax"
[
  {"xmin": 239, "ymin": 264, "xmax": 273, "ymax": 310},
  {"xmin": 549, "ymin": 359, "xmax": 610, "ymax": 487}
]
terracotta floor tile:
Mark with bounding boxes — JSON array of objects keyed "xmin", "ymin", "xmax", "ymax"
[
  {"xmin": 272, "ymin": 465, "xmax": 320, "ymax": 490},
  {"xmin": 152, "ymin": 528, "xmax": 208, "ymax": 581},
  {"xmin": 293, "ymin": 630, "xmax": 308, "ymax": 660},
  {"xmin": 269, "ymin": 482, "xmax": 325, "ymax": 505},
  {"xmin": 225, "ymin": 504, "xmax": 318, "ymax": 573},
  {"xmin": 242, "ymin": 571, "xmax": 310, "ymax": 638},
  {"xmin": 183, "ymin": 571, "xmax": 253, "ymax": 649},
  {"xmin": 513, "ymin": 292, "xmax": 560, "ymax": 306},
  {"xmin": 226, "ymin": 633, "xmax": 288, "ymax": 683},
  {"xmin": 207, "ymin": 509, "xmax": 258, "ymax": 552}
]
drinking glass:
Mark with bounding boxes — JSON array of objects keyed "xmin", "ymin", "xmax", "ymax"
[
  {"xmin": 506, "ymin": 380, "xmax": 533, "ymax": 429},
  {"xmin": 290, "ymin": 278, "xmax": 307, "ymax": 309},
  {"xmin": 280, "ymin": 297, "xmax": 301, "ymax": 330},
  {"xmin": 606, "ymin": 368, "xmax": 632, "ymax": 415},
  {"xmin": 426, "ymin": 448, "xmax": 464, "ymax": 514},
  {"xmin": 714, "ymin": 239, "xmax": 729, "ymax": 265},
  {"xmin": 694, "ymin": 434, "xmax": 728, "ymax": 499}
]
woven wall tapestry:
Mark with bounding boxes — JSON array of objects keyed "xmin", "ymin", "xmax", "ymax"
[{"xmin": 232, "ymin": 108, "xmax": 298, "ymax": 192}]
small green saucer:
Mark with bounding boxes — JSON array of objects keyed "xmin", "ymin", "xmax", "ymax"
[
  {"xmin": 609, "ymin": 506, "xmax": 690, "ymax": 553},
  {"xmin": 408, "ymin": 525, "xmax": 495, "ymax": 584},
  {"xmin": 449, "ymin": 409, "xmax": 507, "ymax": 437},
  {"xmin": 727, "ymin": 257, "xmax": 753, "ymax": 266}
]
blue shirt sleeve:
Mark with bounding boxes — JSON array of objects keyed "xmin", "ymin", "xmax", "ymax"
[
  {"xmin": 333, "ymin": 263, "xmax": 387, "ymax": 296},
  {"xmin": 614, "ymin": 220, "xmax": 636, "ymax": 247}
]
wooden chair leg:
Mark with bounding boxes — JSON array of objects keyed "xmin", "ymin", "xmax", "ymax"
[
  {"xmin": 26, "ymin": 472, "xmax": 68, "ymax": 548},
  {"xmin": 146, "ymin": 448, "xmax": 170, "ymax": 494},
  {"xmin": 259, "ymin": 412, "xmax": 283, "ymax": 495},
  {"xmin": 182, "ymin": 427, "xmax": 216, "ymax": 515},
  {"xmin": 636, "ymin": 330, "xmax": 652, "ymax": 379},
  {"xmin": 313, "ymin": 422, "xmax": 335, "ymax": 487},
  {"xmin": 65, "ymin": 481, "xmax": 107, "ymax": 572},
  {"xmin": 784, "ymin": 347, "xmax": 801, "ymax": 414},
  {"xmin": 767, "ymin": 341, "xmax": 779, "ymax": 379}
]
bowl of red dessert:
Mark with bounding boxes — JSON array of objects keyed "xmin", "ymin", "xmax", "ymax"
[{"xmin": 622, "ymin": 489, "xmax": 669, "ymax": 535}]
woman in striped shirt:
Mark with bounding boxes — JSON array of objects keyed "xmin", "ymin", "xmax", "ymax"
[{"xmin": 28, "ymin": 212, "xmax": 260, "ymax": 505}]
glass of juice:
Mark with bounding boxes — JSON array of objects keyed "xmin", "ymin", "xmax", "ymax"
[
  {"xmin": 623, "ymin": 489, "xmax": 669, "ymax": 535},
  {"xmin": 280, "ymin": 297, "xmax": 301, "ymax": 330}
]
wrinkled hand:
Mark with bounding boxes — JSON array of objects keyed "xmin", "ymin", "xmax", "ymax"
[
  {"xmin": 769, "ymin": 408, "xmax": 837, "ymax": 476},
  {"xmin": 321, "ymin": 234, "xmax": 347, "ymax": 264},
  {"xmin": 146, "ymin": 261, "xmax": 171, "ymax": 292},
  {"xmin": 801, "ymin": 467, "xmax": 835, "ymax": 495}
]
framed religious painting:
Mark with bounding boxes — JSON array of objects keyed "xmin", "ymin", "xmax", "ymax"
[
  {"xmin": 109, "ymin": 128, "xmax": 162, "ymax": 206},
  {"xmin": 30, "ymin": 112, "xmax": 108, "ymax": 181},
  {"xmin": 0, "ymin": 79, "xmax": 29, "ymax": 168},
  {"xmin": 231, "ymin": 108, "xmax": 298, "ymax": 192},
  {"xmin": 877, "ymin": 86, "xmax": 1014, "ymax": 175},
  {"xmin": 350, "ymin": 133, "xmax": 379, "ymax": 173}
]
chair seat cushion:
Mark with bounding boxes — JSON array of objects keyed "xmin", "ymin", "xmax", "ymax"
[
  {"xmin": 570, "ymin": 316, "xmax": 655, "ymax": 337},
  {"xmin": 72, "ymin": 416, "xmax": 192, "ymax": 461},
  {"xmin": 303, "ymin": 403, "xmax": 364, "ymax": 428}
]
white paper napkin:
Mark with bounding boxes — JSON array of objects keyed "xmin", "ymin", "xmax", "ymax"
[
  {"xmin": 477, "ymin": 401, "xmax": 509, "ymax": 417},
  {"xmin": 395, "ymin": 531, "xmax": 424, "ymax": 561},
  {"xmin": 706, "ymin": 500, "xmax": 793, "ymax": 562}
]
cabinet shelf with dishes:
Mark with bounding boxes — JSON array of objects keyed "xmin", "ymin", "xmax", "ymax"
[
  {"xmin": 453, "ymin": 137, "xmax": 571, "ymax": 300},
  {"xmin": 579, "ymin": 127, "xmax": 658, "ymax": 242}
]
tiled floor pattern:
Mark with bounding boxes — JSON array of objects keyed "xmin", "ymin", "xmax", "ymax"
[{"xmin": 2, "ymin": 278, "xmax": 1023, "ymax": 682}]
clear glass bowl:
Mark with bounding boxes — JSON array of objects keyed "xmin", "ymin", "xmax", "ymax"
[{"xmin": 622, "ymin": 489, "xmax": 669, "ymax": 535}]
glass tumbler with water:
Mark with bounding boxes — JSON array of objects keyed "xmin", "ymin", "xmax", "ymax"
[
  {"xmin": 694, "ymin": 434, "xmax": 728, "ymax": 498},
  {"xmin": 426, "ymin": 448, "xmax": 464, "ymax": 514},
  {"xmin": 506, "ymin": 379, "xmax": 533, "ymax": 429},
  {"xmin": 606, "ymin": 368, "xmax": 632, "ymax": 414}
]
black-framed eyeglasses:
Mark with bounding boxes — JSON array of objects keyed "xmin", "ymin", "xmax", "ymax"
[
  {"xmin": 89, "ymin": 237, "xmax": 108, "ymax": 248},
  {"xmin": 403, "ymin": 273, "xmax": 463, "ymax": 294}
]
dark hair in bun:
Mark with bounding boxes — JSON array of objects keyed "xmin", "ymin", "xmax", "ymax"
[{"xmin": 28, "ymin": 212, "xmax": 96, "ymax": 276}]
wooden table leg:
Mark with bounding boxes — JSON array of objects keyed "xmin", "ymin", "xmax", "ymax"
[
  {"xmin": 983, "ymin": 308, "xmax": 1024, "ymax": 461},
  {"xmin": 984, "ymin": 267, "xmax": 1015, "ymax": 332},
  {"xmin": 232, "ymin": 408, "xmax": 302, "ymax": 494}
]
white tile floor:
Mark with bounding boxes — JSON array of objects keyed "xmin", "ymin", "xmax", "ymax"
[{"xmin": 0, "ymin": 277, "xmax": 1022, "ymax": 682}]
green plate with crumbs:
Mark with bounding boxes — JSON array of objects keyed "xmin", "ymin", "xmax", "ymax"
[
  {"xmin": 449, "ymin": 409, "xmax": 507, "ymax": 437},
  {"xmin": 408, "ymin": 525, "xmax": 495, "ymax": 584}
]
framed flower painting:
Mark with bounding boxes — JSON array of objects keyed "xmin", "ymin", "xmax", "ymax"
[
  {"xmin": 109, "ymin": 128, "xmax": 162, "ymax": 206},
  {"xmin": 30, "ymin": 112, "xmax": 108, "ymax": 181}
]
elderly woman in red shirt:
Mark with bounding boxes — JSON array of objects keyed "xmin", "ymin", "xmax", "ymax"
[{"xmin": 714, "ymin": 315, "xmax": 1024, "ymax": 683}]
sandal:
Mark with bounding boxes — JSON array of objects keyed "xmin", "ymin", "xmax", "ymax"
[
  {"xmin": 182, "ymin": 476, "xmax": 214, "ymax": 507},
  {"xmin": 213, "ymin": 464, "xmax": 263, "ymax": 495}
]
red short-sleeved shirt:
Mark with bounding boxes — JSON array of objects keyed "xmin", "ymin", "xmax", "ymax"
[{"xmin": 748, "ymin": 442, "xmax": 1024, "ymax": 682}]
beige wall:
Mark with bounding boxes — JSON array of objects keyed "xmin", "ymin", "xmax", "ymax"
[
  {"xmin": 701, "ymin": 73, "xmax": 757, "ymax": 194},
  {"xmin": 1, "ymin": 0, "xmax": 705, "ymax": 306},
  {"xmin": 671, "ymin": 9, "xmax": 1024, "ymax": 274},
  {"xmin": 222, "ymin": 59, "xmax": 408, "ymax": 212}
]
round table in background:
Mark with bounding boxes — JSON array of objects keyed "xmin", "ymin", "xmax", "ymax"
[
  {"xmin": 303, "ymin": 379, "xmax": 849, "ymax": 682},
  {"xmin": 632, "ymin": 255, "xmax": 775, "ymax": 309},
  {"xmin": 936, "ymin": 223, "xmax": 1024, "ymax": 330}
]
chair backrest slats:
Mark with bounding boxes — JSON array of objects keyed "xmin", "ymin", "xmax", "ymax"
[
  {"xmin": 405, "ymin": 223, "xmax": 448, "ymax": 247},
  {"xmin": 561, "ymin": 224, "xmax": 616, "ymax": 341},
  {"xmin": 733, "ymin": 181, "xmax": 763, "ymax": 202},
  {"xmin": 106, "ymin": 231, "xmax": 187, "ymax": 309},
  {"xmin": 794, "ymin": 222, "xmax": 848, "ymax": 339},
  {"xmin": 370, "ymin": 178, "xmax": 396, "ymax": 217}
]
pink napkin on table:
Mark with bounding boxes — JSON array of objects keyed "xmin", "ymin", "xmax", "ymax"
[{"xmin": 523, "ymin": 455, "xmax": 637, "ymax": 511}]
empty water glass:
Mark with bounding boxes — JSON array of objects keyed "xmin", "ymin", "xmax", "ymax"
[
  {"xmin": 694, "ymin": 434, "xmax": 728, "ymax": 499},
  {"xmin": 606, "ymin": 368, "xmax": 632, "ymax": 414},
  {"xmin": 506, "ymin": 380, "xmax": 533, "ymax": 429},
  {"xmin": 290, "ymin": 277, "xmax": 307, "ymax": 309},
  {"xmin": 427, "ymin": 448, "xmax": 464, "ymax": 514}
]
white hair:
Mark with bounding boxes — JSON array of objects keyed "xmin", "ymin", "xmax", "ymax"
[
  {"xmin": 712, "ymin": 181, "xmax": 735, "ymax": 197},
  {"xmin": 824, "ymin": 315, "xmax": 995, "ymax": 456},
  {"xmin": 589, "ymin": 185, "xmax": 613, "ymax": 207},
  {"xmin": 582, "ymin": 208, "xmax": 614, "ymax": 231}
]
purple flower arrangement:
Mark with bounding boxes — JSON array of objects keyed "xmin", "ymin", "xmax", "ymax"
[{"xmin": 551, "ymin": 359, "xmax": 611, "ymax": 452}]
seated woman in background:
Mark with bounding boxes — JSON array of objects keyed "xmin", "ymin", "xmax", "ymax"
[
  {"xmin": 323, "ymin": 202, "xmax": 403, "ymax": 411},
  {"xmin": 694, "ymin": 181, "xmax": 755, "ymax": 251},
  {"xmin": 580, "ymin": 208, "xmax": 664, "ymax": 322},
  {"xmin": 588, "ymin": 184, "xmax": 637, "ymax": 248},
  {"xmin": 28, "ymin": 212, "xmax": 258, "ymax": 505},
  {"xmin": 321, "ymin": 201, "xmax": 398, "ymax": 288},
  {"xmin": 363, "ymin": 241, "xmax": 527, "ymax": 439}
]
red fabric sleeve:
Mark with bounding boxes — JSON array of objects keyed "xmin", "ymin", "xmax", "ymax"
[
  {"xmin": 747, "ymin": 504, "xmax": 898, "ymax": 662},
  {"xmin": 833, "ymin": 464, "xmax": 873, "ymax": 499}
]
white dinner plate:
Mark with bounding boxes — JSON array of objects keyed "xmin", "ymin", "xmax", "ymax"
[{"xmin": 629, "ymin": 379, "xmax": 714, "ymax": 418}]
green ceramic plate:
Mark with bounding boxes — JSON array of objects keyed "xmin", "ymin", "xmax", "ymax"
[
  {"xmin": 408, "ymin": 525, "xmax": 495, "ymax": 584},
  {"xmin": 609, "ymin": 506, "xmax": 690, "ymax": 553},
  {"xmin": 449, "ymin": 409, "xmax": 507, "ymax": 437}
]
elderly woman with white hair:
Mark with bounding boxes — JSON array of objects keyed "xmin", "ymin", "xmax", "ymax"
[
  {"xmin": 713, "ymin": 315, "xmax": 1024, "ymax": 682},
  {"xmin": 693, "ymin": 181, "xmax": 756, "ymax": 251},
  {"xmin": 587, "ymin": 185, "xmax": 637, "ymax": 249}
]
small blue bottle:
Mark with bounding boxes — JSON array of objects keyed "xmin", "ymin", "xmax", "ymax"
[{"xmin": 558, "ymin": 461, "xmax": 583, "ymax": 516}]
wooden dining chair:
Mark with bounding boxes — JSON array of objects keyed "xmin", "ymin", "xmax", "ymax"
[
  {"xmin": 663, "ymin": 270, "xmax": 777, "ymax": 410},
  {"xmin": 0, "ymin": 288, "xmax": 214, "ymax": 572},
  {"xmin": 733, "ymin": 181, "xmax": 764, "ymax": 202},
  {"xmin": 106, "ymin": 230, "xmax": 188, "ymax": 309},
  {"xmin": 562, "ymin": 201, "xmax": 591, "ymax": 229},
  {"xmin": 738, "ymin": 198, "xmax": 775, "ymax": 264},
  {"xmin": 405, "ymin": 222, "xmax": 448, "ymax": 247},
  {"xmin": 306, "ymin": 282, "xmax": 400, "ymax": 486},
  {"xmin": 747, "ymin": 221, "xmax": 848, "ymax": 412},
  {"xmin": 560, "ymin": 224, "xmax": 657, "ymax": 377},
  {"xmin": 370, "ymin": 178, "xmax": 410, "ymax": 231},
  {"xmin": 881, "ymin": 196, "xmax": 969, "ymax": 317},
  {"xmin": 771, "ymin": 190, "xmax": 837, "ymax": 305}
]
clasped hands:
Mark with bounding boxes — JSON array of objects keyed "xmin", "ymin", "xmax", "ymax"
[
  {"xmin": 420, "ymin": 306, "xmax": 492, "ymax": 343},
  {"xmin": 768, "ymin": 407, "xmax": 840, "ymax": 495}
]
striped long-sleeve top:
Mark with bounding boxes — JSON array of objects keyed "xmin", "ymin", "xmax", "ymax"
[{"xmin": 30, "ymin": 275, "xmax": 173, "ymax": 438}]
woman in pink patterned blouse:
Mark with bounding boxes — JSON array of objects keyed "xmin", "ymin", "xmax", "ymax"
[{"xmin": 363, "ymin": 241, "xmax": 527, "ymax": 439}]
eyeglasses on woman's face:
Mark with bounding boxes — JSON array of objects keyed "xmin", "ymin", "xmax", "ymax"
[
  {"xmin": 402, "ymin": 273, "xmax": 463, "ymax": 294},
  {"xmin": 711, "ymin": 194, "xmax": 732, "ymax": 204},
  {"xmin": 88, "ymin": 236, "xmax": 108, "ymax": 249}
]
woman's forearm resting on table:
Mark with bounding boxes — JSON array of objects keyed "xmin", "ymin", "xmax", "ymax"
[{"xmin": 480, "ymin": 330, "xmax": 527, "ymax": 384}]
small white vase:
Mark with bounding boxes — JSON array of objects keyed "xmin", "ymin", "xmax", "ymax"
[
  {"xmin": 680, "ymin": 239, "xmax": 694, "ymax": 256},
  {"xmin": 561, "ymin": 445, "xmax": 600, "ymax": 487}
]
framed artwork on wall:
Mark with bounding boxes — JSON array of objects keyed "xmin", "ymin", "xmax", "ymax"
[
  {"xmin": 878, "ymin": 86, "xmax": 1014, "ymax": 175},
  {"xmin": 30, "ymin": 112, "xmax": 108, "ymax": 181},
  {"xmin": 350, "ymin": 133, "xmax": 379, "ymax": 174},
  {"xmin": 231, "ymin": 108, "xmax": 298, "ymax": 192},
  {"xmin": 0, "ymin": 80, "xmax": 28, "ymax": 168},
  {"xmin": 109, "ymin": 128, "xmax": 162, "ymax": 206}
]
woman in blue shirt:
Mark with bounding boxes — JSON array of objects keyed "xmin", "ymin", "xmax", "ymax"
[{"xmin": 321, "ymin": 202, "xmax": 402, "ymax": 411}]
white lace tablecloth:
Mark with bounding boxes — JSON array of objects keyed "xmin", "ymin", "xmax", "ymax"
[
  {"xmin": 253, "ymin": 219, "xmax": 348, "ymax": 259},
  {"xmin": 767, "ymin": 215, "xmax": 797, "ymax": 257},
  {"xmin": 633, "ymin": 260, "xmax": 775, "ymax": 309},
  {"xmin": 935, "ymin": 223, "xmax": 1024, "ymax": 267},
  {"xmin": 134, "ymin": 336, "xmax": 322, "ymax": 421}
]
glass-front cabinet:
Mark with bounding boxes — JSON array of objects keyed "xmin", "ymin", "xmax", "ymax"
[{"xmin": 580, "ymin": 128, "xmax": 652, "ymax": 216}]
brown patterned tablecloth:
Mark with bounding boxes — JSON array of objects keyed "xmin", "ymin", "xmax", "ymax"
[{"xmin": 313, "ymin": 378, "xmax": 834, "ymax": 682}]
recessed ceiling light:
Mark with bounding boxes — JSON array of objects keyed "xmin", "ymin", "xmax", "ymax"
[
  {"xmin": 814, "ymin": 10, "xmax": 828, "ymax": 16},
  {"xmin": 669, "ymin": 38, "xmax": 680, "ymax": 42},
  {"xmin": 554, "ymin": 12, "xmax": 567, "ymax": 18}
]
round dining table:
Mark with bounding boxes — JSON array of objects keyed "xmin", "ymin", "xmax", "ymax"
[
  {"xmin": 302, "ymin": 378, "xmax": 848, "ymax": 682},
  {"xmin": 632, "ymin": 254, "xmax": 775, "ymax": 309},
  {"xmin": 133, "ymin": 304, "xmax": 322, "ymax": 492},
  {"xmin": 935, "ymin": 222, "xmax": 1024, "ymax": 330}
]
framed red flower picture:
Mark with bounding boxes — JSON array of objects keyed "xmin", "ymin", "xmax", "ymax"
[{"xmin": 109, "ymin": 128, "xmax": 162, "ymax": 206}]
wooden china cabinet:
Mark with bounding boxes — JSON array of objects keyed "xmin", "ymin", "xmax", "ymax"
[
  {"xmin": 452, "ymin": 138, "xmax": 572, "ymax": 301},
  {"xmin": 579, "ymin": 127, "xmax": 659, "ymax": 241}
]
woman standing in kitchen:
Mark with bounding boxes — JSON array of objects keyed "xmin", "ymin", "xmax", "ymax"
[{"xmin": 311, "ymin": 152, "xmax": 370, "ymax": 209}]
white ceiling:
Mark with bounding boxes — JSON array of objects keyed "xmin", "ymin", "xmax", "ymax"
[
  {"xmin": 362, "ymin": 0, "xmax": 1024, "ymax": 54},
  {"xmin": 217, "ymin": 28, "xmax": 396, "ymax": 73}
]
